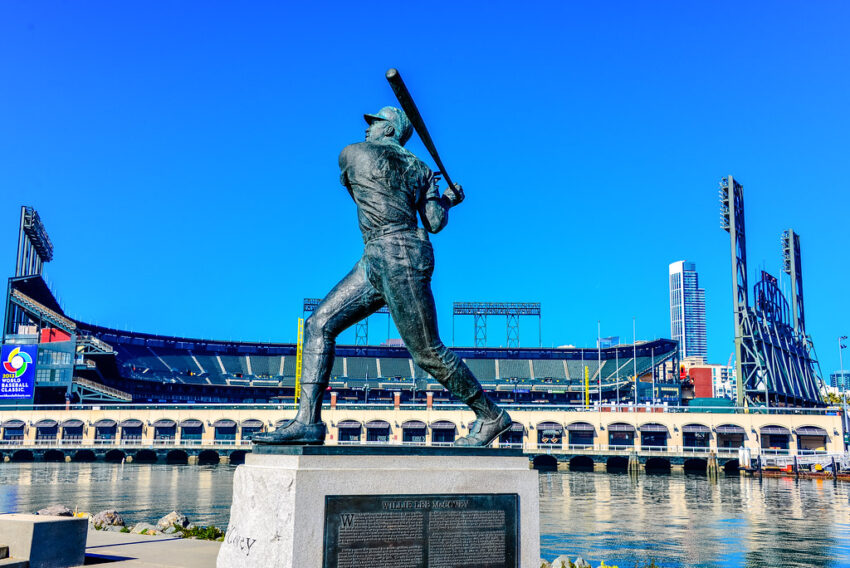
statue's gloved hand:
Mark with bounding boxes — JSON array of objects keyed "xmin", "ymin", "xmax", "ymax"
[{"xmin": 443, "ymin": 183, "xmax": 465, "ymax": 207}]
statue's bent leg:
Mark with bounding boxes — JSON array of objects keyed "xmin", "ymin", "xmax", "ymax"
[
  {"xmin": 374, "ymin": 238, "xmax": 503, "ymax": 424},
  {"xmin": 253, "ymin": 258, "xmax": 384, "ymax": 445},
  {"xmin": 296, "ymin": 258, "xmax": 385, "ymax": 425}
]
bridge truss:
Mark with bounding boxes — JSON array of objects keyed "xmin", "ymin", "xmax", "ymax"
[{"xmin": 719, "ymin": 176, "xmax": 824, "ymax": 407}]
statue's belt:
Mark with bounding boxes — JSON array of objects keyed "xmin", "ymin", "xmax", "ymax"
[{"xmin": 362, "ymin": 224, "xmax": 428, "ymax": 244}]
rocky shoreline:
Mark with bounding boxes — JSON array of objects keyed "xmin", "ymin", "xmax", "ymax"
[{"xmin": 34, "ymin": 504, "xmax": 225, "ymax": 541}]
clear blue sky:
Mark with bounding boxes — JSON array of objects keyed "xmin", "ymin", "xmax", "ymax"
[{"xmin": 2, "ymin": 2, "xmax": 848, "ymax": 373}]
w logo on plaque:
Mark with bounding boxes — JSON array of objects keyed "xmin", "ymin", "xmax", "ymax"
[
  {"xmin": 340, "ymin": 514, "xmax": 355, "ymax": 529},
  {"xmin": 323, "ymin": 494, "xmax": 519, "ymax": 568}
]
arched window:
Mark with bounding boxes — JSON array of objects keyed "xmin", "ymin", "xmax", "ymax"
[
  {"xmin": 537, "ymin": 422, "xmax": 563, "ymax": 448},
  {"xmin": 638, "ymin": 423, "xmax": 668, "ymax": 450},
  {"xmin": 430, "ymin": 421, "xmax": 457, "ymax": 445}
]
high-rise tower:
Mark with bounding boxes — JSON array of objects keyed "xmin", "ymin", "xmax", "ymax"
[{"xmin": 669, "ymin": 260, "xmax": 707, "ymax": 362}]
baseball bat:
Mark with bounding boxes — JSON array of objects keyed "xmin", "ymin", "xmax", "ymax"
[{"xmin": 385, "ymin": 68, "xmax": 456, "ymax": 192}]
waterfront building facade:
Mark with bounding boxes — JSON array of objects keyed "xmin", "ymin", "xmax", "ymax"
[
  {"xmin": 0, "ymin": 403, "xmax": 840, "ymax": 462},
  {"xmin": 669, "ymin": 261, "xmax": 707, "ymax": 363}
]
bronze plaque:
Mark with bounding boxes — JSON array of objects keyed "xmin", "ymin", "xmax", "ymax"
[{"xmin": 323, "ymin": 493, "xmax": 519, "ymax": 568}]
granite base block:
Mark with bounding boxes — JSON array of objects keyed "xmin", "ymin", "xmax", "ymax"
[
  {"xmin": 0, "ymin": 514, "xmax": 87, "ymax": 568},
  {"xmin": 217, "ymin": 448, "xmax": 540, "ymax": 568}
]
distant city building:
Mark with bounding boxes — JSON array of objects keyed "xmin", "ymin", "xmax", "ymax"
[
  {"xmin": 711, "ymin": 365, "xmax": 737, "ymax": 400},
  {"xmin": 669, "ymin": 260, "xmax": 707, "ymax": 363},
  {"xmin": 681, "ymin": 356, "xmax": 707, "ymax": 368},
  {"xmin": 831, "ymin": 370, "xmax": 850, "ymax": 392},
  {"xmin": 597, "ymin": 336, "xmax": 620, "ymax": 349},
  {"xmin": 688, "ymin": 364, "xmax": 736, "ymax": 400}
]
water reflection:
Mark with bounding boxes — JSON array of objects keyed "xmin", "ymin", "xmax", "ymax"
[
  {"xmin": 0, "ymin": 464, "xmax": 848, "ymax": 567},
  {"xmin": 0, "ymin": 463, "xmax": 234, "ymax": 527},
  {"xmin": 539, "ymin": 471, "xmax": 850, "ymax": 568}
]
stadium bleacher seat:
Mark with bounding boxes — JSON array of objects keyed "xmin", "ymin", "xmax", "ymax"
[
  {"xmin": 249, "ymin": 355, "xmax": 282, "ymax": 377},
  {"xmin": 282, "ymin": 356, "xmax": 297, "ymax": 378},
  {"xmin": 566, "ymin": 360, "xmax": 586, "ymax": 380},
  {"xmin": 345, "ymin": 357, "xmax": 378, "ymax": 380},
  {"xmin": 330, "ymin": 357, "xmax": 345, "ymax": 378},
  {"xmin": 531, "ymin": 359, "xmax": 566, "ymax": 379},
  {"xmin": 379, "ymin": 357, "xmax": 412, "ymax": 378},
  {"xmin": 160, "ymin": 354, "xmax": 202, "ymax": 374},
  {"xmin": 498, "ymin": 359, "xmax": 531, "ymax": 379},
  {"xmin": 194, "ymin": 355, "xmax": 224, "ymax": 377},
  {"xmin": 219, "ymin": 355, "xmax": 248, "ymax": 376},
  {"xmin": 464, "ymin": 359, "xmax": 496, "ymax": 381}
]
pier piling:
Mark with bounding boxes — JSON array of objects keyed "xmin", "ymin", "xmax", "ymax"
[
  {"xmin": 707, "ymin": 452, "xmax": 719, "ymax": 477},
  {"xmin": 628, "ymin": 452, "xmax": 640, "ymax": 474}
]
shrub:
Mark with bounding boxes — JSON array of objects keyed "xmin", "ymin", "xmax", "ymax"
[{"xmin": 179, "ymin": 524, "xmax": 225, "ymax": 541}]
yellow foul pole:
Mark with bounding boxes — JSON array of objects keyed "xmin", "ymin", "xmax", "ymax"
[
  {"xmin": 295, "ymin": 318, "xmax": 304, "ymax": 402},
  {"xmin": 584, "ymin": 365, "xmax": 589, "ymax": 409}
]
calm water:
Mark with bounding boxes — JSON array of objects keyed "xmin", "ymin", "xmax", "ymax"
[{"xmin": 1, "ymin": 463, "xmax": 849, "ymax": 567}]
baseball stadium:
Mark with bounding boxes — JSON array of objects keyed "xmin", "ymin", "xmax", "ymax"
[{"xmin": 4, "ymin": 206, "xmax": 681, "ymax": 409}]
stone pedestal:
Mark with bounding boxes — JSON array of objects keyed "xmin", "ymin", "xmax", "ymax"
[
  {"xmin": 217, "ymin": 446, "xmax": 539, "ymax": 568},
  {"xmin": 0, "ymin": 514, "xmax": 87, "ymax": 568}
]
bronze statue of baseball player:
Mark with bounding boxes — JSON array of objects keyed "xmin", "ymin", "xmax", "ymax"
[{"xmin": 254, "ymin": 106, "xmax": 510, "ymax": 447}]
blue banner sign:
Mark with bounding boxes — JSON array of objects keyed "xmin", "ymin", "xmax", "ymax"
[{"xmin": 1, "ymin": 344, "xmax": 37, "ymax": 399}]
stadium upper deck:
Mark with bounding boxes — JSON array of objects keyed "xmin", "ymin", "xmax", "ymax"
[{"xmin": 70, "ymin": 320, "xmax": 680, "ymax": 405}]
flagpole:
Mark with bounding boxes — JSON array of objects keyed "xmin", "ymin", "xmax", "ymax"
[
  {"xmin": 597, "ymin": 320, "xmax": 602, "ymax": 407},
  {"xmin": 633, "ymin": 317, "xmax": 638, "ymax": 404}
]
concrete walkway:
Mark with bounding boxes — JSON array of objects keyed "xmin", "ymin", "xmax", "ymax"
[{"xmin": 85, "ymin": 530, "xmax": 220, "ymax": 567}]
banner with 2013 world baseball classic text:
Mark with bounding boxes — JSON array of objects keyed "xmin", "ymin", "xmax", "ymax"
[{"xmin": 1, "ymin": 344, "xmax": 37, "ymax": 399}]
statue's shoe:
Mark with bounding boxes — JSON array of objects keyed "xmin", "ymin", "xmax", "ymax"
[
  {"xmin": 454, "ymin": 410, "xmax": 512, "ymax": 447},
  {"xmin": 252, "ymin": 420, "xmax": 326, "ymax": 445}
]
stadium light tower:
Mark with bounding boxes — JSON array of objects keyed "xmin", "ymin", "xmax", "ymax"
[
  {"xmin": 5, "ymin": 206, "xmax": 59, "ymax": 343},
  {"xmin": 452, "ymin": 302, "xmax": 541, "ymax": 348},
  {"xmin": 15, "ymin": 206, "xmax": 53, "ymax": 277},
  {"xmin": 719, "ymin": 176, "xmax": 823, "ymax": 407}
]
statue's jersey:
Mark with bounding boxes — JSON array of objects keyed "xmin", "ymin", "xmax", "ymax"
[{"xmin": 339, "ymin": 141, "xmax": 437, "ymax": 237}]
